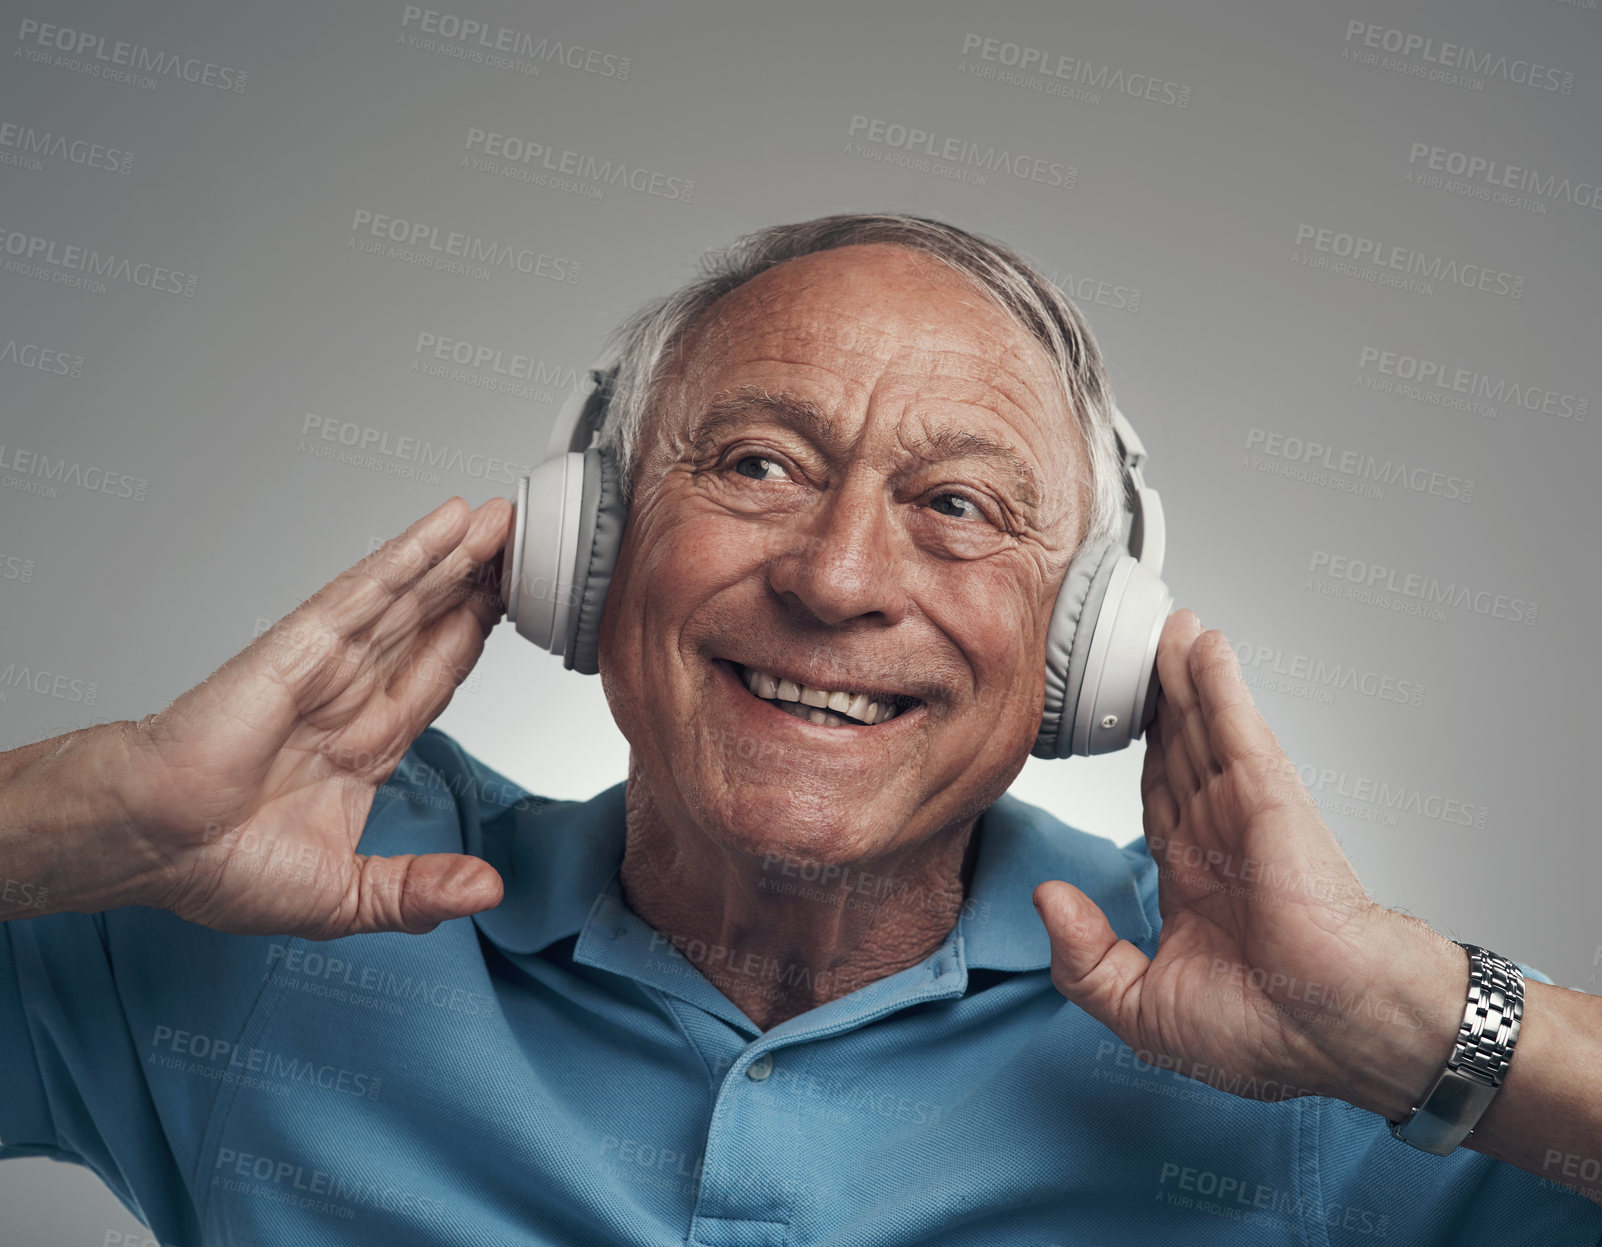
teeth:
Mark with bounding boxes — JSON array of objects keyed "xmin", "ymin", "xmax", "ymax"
[
  {"xmin": 735, "ymin": 664, "xmax": 913, "ymax": 727},
  {"xmin": 774, "ymin": 702, "xmax": 847, "ymax": 728}
]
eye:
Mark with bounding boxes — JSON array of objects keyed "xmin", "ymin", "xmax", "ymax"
[
  {"xmin": 733, "ymin": 455, "xmax": 791, "ymax": 482},
  {"xmin": 929, "ymin": 492, "xmax": 982, "ymax": 520}
]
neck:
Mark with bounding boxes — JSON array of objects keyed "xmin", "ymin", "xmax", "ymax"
[{"xmin": 617, "ymin": 756, "xmax": 981, "ymax": 1031}]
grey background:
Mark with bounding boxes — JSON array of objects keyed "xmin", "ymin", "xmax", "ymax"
[{"xmin": 1, "ymin": 0, "xmax": 1597, "ymax": 1239}]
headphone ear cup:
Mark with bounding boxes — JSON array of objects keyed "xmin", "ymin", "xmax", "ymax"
[
  {"xmin": 1035, "ymin": 539, "xmax": 1172, "ymax": 758},
  {"xmin": 562, "ymin": 446, "xmax": 627, "ymax": 675},
  {"xmin": 1035, "ymin": 535, "xmax": 1119, "ymax": 759},
  {"xmin": 1070, "ymin": 557, "xmax": 1172, "ymax": 755},
  {"xmin": 503, "ymin": 452, "xmax": 586, "ymax": 657}
]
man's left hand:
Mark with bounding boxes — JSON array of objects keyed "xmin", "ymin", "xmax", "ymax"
[{"xmin": 1033, "ymin": 609, "xmax": 1466, "ymax": 1118}]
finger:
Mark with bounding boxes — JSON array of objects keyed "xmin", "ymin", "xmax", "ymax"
[
  {"xmin": 460, "ymin": 562, "xmax": 507, "ymax": 636},
  {"xmin": 424, "ymin": 494, "xmax": 511, "ymax": 615},
  {"xmin": 383, "ymin": 604, "xmax": 492, "ymax": 741},
  {"xmin": 252, "ymin": 502, "xmax": 506, "ymax": 739},
  {"xmin": 1155, "ymin": 684, "xmax": 1200, "ymax": 801},
  {"xmin": 367, "ymin": 498, "xmax": 511, "ymax": 660},
  {"xmin": 1189, "ymin": 629, "xmax": 1283, "ymax": 769},
  {"xmin": 1138, "ymin": 715, "xmax": 1181, "ymax": 839},
  {"xmin": 382, "ymin": 536, "xmax": 505, "ymax": 659},
  {"xmin": 1135, "ymin": 722, "xmax": 1190, "ymax": 923},
  {"xmin": 1033, "ymin": 880, "xmax": 1148, "ymax": 1040},
  {"xmin": 1157, "ymin": 610, "xmax": 1220, "ymax": 784},
  {"xmin": 235, "ymin": 499, "xmax": 479, "ymax": 717},
  {"xmin": 336, "ymin": 852, "xmax": 505, "ymax": 937},
  {"xmin": 310, "ymin": 497, "xmax": 475, "ymax": 642}
]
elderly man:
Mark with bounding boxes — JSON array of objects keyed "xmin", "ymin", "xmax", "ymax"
[{"xmin": 1, "ymin": 214, "xmax": 1598, "ymax": 1246}]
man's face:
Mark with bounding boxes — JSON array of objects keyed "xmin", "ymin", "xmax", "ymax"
[{"xmin": 597, "ymin": 243, "xmax": 1087, "ymax": 866}]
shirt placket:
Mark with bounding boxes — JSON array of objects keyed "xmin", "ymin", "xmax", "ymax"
[{"xmin": 572, "ymin": 877, "xmax": 972, "ymax": 1246}]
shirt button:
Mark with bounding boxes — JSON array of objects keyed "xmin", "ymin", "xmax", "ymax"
[{"xmin": 746, "ymin": 1053, "xmax": 774, "ymax": 1081}]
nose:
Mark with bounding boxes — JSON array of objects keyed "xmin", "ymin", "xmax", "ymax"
[{"xmin": 765, "ymin": 475, "xmax": 911, "ymax": 629}]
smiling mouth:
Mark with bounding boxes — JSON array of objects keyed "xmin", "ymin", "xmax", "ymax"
[{"xmin": 731, "ymin": 662, "xmax": 922, "ymax": 728}]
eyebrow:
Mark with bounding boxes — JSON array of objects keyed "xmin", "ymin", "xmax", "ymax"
[{"xmin": 687, "ymin": 385, "xmax": 1042, "ymax": 515}]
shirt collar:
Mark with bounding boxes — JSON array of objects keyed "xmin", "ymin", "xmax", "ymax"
[
  {"xmin": 468, "ymin": 781, "xmax": 1154, "ymax": 973},
  {"xmin": 959, "ymin": 791, "xmax": 1154, "ymax": 971},
  {"xmin": 466, "ymin": 781, "xmax": 628, "ymax": 957}
]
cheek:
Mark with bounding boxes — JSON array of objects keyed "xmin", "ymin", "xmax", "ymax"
[
  {"xmin": 926, "ymin": 562, "xmax": 1048, "ymax": 724},
  {"xmin": 603, "ymin": 501, "xmax": 759, "ymax": 661},
  {"xmin": 599, "ymin": 512, "xmax": 718, "ymax": 745},
  {"xmin": 639, "ymin": 510, "xmax": 754, "ymax": 605}
]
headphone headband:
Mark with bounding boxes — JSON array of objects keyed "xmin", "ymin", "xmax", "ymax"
[
  {"xmin": 1111, "ymin": 408, "xmax": 1165, "ymax": 578},
  {"xmin": 546, "ymin": 346, "xmax": 623, "ymax": 459}
]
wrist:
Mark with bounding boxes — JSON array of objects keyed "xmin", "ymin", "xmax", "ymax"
[
  {"xmin": 1307, "ymin": 911, "xmax": 1470, "ymax": 1119},
  {"xmin": 0, "ymin": 721, "xmax": 173, "ymax": 919}
]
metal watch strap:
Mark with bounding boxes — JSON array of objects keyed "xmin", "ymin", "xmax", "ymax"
[{"xmin": 1389, "ymin": 942, "xmax": 1525, "ymax": 1155}]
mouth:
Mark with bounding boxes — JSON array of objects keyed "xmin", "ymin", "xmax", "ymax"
[{"xmin": 720, "ymin": 660, "xmax": 925, "ymax": 729}]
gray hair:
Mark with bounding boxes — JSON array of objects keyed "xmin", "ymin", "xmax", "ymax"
[{"xmin": 594, "ymin": 212, "xmax": 1126, "ymax": 550}]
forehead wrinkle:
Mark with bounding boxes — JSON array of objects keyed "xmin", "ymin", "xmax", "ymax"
[
  {"xmin": 686, "ymin": 385, "xmax": 842, "ymax": 457},
  {"xmin": 710, "ymin": 264, "xmax": 1005, "ymax": 367},
  {"xmin": 890, "ymin": 420, "xmax": 1042, "ymax": 517},
  {"xmin": 916, "ymin": 330, "xmax": 1069, "ymax": 440}
]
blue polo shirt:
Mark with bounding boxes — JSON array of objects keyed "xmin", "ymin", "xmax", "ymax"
[{"xmin": 2, "ymin": 727, "xmax": 1598, "ymax": 1246}]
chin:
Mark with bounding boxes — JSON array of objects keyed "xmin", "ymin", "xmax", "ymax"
[{"xmin": 689, "ymin": 768, "xmax": 917, "ymax": 868}]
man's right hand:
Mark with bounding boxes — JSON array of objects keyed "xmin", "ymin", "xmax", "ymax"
[{"xmin": 0, "ymin": 495, "xmax": 515, "ymax": 938}]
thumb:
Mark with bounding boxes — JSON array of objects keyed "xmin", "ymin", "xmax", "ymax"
[
  {"xmin": 1032, "ymin": 879, "xmax": 1148, "ymax": 1037},
  {"xmin": 345, "ymin": 853, "xmax": 505, "ymax": 936}
]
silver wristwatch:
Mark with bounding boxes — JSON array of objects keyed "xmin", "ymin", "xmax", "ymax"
[{"xmin": 1389, "ymin": 942, "xmax": 1525, "ymax": 1155}]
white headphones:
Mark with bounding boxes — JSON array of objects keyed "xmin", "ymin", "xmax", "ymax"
[{"xmin": 502, "ymin": 346, "xmax": 1172, "ymax": 758}]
